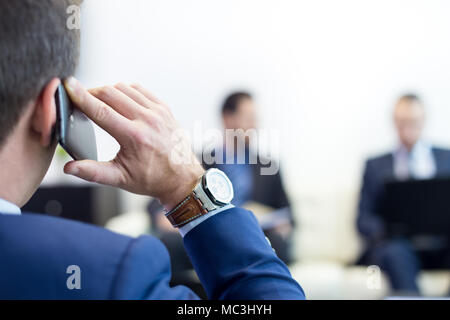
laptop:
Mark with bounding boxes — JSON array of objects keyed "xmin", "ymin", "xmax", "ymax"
[
  {"xmin": 22, "ymin": 185, "xmax": 120, "ymax": 226},
  {"xmin": 380, "ymin": 178, "xmax": 450, "ymax": 237}
]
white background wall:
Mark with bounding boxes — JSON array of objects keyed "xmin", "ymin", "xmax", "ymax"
[{"xmin": 45, "ymin": 0, "xmax": 450, "ymax": 240}]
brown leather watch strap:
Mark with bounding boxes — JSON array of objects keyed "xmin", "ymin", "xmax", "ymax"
[{"xmin": 165, "ymin": 193, "xmax": 208, "ymax": 228}]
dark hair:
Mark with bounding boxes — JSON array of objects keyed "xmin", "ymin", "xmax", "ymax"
[
  {"xmin": 398, "ymin": 93, "xmax": 422, "ymax": 105},
  {"xmin": 221, "ymin": 92, "xmax": 252, "ymax": 116},
  {"xmin": 0, "ymin": 0, "xmax": 82, "ymax": 147}
]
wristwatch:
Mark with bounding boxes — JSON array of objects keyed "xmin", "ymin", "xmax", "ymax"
[{"xmin": 165, "ymin": 168, "xmax": 234, "ymax": 228}]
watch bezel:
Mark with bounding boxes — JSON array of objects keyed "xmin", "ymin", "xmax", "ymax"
[{"xmin": 202, "ymin": 169, "xmax": 234, "ymax": 206}]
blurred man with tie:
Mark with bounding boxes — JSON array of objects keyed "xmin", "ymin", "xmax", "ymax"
[
  {"xmin": 357, "ymin": 94, "xmax": 450, "ymax": 295},
  {"xmin": 203, "ymin": 92, "xmax": 295, "ymax": 264}
]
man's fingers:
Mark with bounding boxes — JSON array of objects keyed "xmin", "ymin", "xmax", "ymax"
[
  {"xmin": 64, "ymin": 160, "xmax": 125, "ymax": 187},
  {"xmin": 130, "ymin": 83, "xmax": 164, "ymax": 105},
  {"xmin": 114, "ymin": 83, "xmax": 170, "ymax": 117},
  {"xmin": 88, "ymin": 85, "xmax": 146, "ymax": 120},
  {"xmin": 113, "ymin": 83, "xmax": 157, "ymax": 109},
  {"xmin": 64, "ymin": 77, "xmax": 130, "ymax": 142}
]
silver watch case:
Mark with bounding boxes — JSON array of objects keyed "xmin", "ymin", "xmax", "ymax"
[{"xmin": 192, "ymin": 169, "xmax": 234, "ymax": 211}]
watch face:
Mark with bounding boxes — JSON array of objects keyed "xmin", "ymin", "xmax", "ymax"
[{"xmin": 204, "ymin": 169, "xmax": 234, "ymax": 205}]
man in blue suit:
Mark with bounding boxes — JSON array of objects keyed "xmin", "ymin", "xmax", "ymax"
[
  {"xmin": 357, "ymin": 94, "xmax": 450, "ymax": 295},
  {"xmin": 0, "ymin": 0, "xmax": 305, "ymax": 300}
]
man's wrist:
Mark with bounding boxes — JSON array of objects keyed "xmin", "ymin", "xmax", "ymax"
[
  {"xmin": 160, "ymin": 167, "xmax": 205, "ymax": 210},
  {"xmin": 163, "ymin": 168, "xmax": 234, "ymax": 229}
]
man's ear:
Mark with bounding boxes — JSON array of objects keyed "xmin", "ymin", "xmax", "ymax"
[{"xmin": 32, "ymin": 78, "xmax": 60, "ymax": 147}]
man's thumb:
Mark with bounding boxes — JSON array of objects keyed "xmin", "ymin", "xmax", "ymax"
[{"xmin": 64, "ymin": 160, "xmax": 122, "ymax": 186}]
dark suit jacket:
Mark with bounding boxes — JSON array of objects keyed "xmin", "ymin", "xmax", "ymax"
[
  {"xmin": 357, "ymin": 147, "xmax": 450, "ymax": 244},
  {"xmin": 0, "ymin": 207, "xmax": 305, "ymax": 299},
  {"xmin": 249, "ymin": 157, "xmax": 291, "ymax": 211}
]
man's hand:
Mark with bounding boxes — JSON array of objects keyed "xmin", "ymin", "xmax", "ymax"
[{"xmin": 63, "ymin": 77, "xmax": 204, "ymax": 210}]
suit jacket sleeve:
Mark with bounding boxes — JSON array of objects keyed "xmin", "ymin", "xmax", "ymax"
[
  {"xmin": 111, "ymin": 235, "xmax": 200, "ymax": 300},
  {"xmin": 183, "ymin": 207, "xmax": 305, "ymax": 300},
  {"xmin": 357, "ymin": 160, "xmax": 386, "ymax": 242}
]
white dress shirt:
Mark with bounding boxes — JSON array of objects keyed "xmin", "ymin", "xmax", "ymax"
[
  {"xmin": 0, "ymin": 198, "xmax": 21, "ymax": 215},
  {"xmin": 393, "ymin": 141, "xmax": 436, "ymax": 181}
]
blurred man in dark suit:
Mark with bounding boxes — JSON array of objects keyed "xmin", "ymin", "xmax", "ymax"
[
  {"xmin": 145, "ymin": 92, "xmax": 295, "ymax": 297},
  {"xmin": 357, "ymin": 94, "xmax": 450, "ymax": 295},
  {"xmin": 203, "ymin": 92, "xmax": 295, "ymax": 264},
  {"xmin": 147, "ymin": 91, "xmax": 295, "ymax": 293}
]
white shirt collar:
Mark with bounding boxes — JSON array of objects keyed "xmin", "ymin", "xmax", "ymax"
[
  {"xmin": 396, "ymin": 140, "xmax": 432, "ymax": 158},
  {"xmin": 393, "ymin": 140, "xmax": 436, "ymax": 180},
  {"xmin": 0, "ymin": 198, "xmax": 21, "ymax": 215}
]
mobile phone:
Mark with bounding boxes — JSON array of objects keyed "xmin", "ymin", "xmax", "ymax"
[{"xmin": 55, "ymin": 83, "xmax": 98, "ymax": 161}]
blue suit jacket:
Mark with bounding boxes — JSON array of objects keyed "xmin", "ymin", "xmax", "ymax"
[
  {"xmin": 0, "ymin": 207, "xmax": 305, "ymax": 300},
  {"xmin": 357, "ymin": 147, "xmax": 450, "ymax": 243}
]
